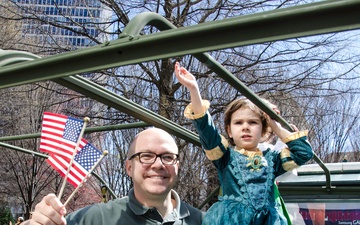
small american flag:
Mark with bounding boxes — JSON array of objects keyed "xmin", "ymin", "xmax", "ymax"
[
  {"xmin": 47, "ymin": 139, "xmax": 102, "ymax": 187},
  {"xmin": 40, "ymin": 112, "xmax": 85, "ymax": 158}
]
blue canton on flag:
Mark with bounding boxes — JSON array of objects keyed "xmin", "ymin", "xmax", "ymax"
[
  {"xmin": 46, "ymin": 138, "xmax": 103, "ymax": 188},
  {"xmin": 63, "ymin": 118, "xmax": 85, "ymax": 143},
  {"xmin": 74, "ymin": 142, "xmax": 102, "ymax": 171},
  {"xmin": 40, "ymin": 112, "xmax": 85, "ymax": 159}
]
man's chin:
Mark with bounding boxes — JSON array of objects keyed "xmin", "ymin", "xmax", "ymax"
[
  {"xmin": 145, "ymin": 180, "xmax": 174, "ymax": 193},
  {"xmin": 146, "ymin": 186, "xmax": 170, "ymax": 196}
]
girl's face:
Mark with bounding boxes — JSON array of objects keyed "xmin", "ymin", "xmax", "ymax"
[{"xmin": 226, "ymin": 107, "xmax": 263, "ymax": 151}]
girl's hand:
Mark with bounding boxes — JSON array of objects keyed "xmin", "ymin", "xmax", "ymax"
[
  {"xmin": 265, "ymin": 114, "xmax": 292, "ymax": 140},
  {"xmin": 174, "ymin": 62, "xmax": 204, "ymax": 114},
  {"xmin": 174, "ymin": 62, "xmax": 198, "ymax": 91},
  {"xmin": 290, "ymin": 124, "xmax": 299, "ymax": 132},
  {"xmin": 264, "ymin": 100, "xmax": 299, "ymax": 138},
  {"xmin": 266, "ymin": 114, "xmax": 281, "ymax": 134}
]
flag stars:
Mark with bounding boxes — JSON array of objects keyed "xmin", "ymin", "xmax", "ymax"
[
  {"xmin": 74, "ymin": 144, "xmax": 102, "ymax": 171},
  {"xmin": 40, "ymin": 112, "xmax": 105, "ymax": 189},
  {"xmin": 63, "ymin": 118, "xmax": 84, "ymax": 142}
]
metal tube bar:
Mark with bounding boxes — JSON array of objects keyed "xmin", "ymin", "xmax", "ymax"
[
  {"xmin": 0, "ymin": 142, "xmax": 48, "ymax": 158},
  {"xmin": 0, "ymin": 142, "xmax": 117, "ymax": 199},
  {"xmin": 0, "ymin": 49, "xmax": 40, "ymax": 67},
  {"xmin": 0, "ymin": 122, "xmax": 149, "ymax": 142},
  {"xmin": 0, "ymin": 0, "xmax": 359, "ymax": 88},
  {"xmin": 53, "ymin": 76, "xmax": 201, "ymax": 146},
  {"xmin": 120, "ymin": 9, "xmax": 333, "ymax": 192}
]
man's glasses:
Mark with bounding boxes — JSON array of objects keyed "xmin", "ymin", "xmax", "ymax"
[{"xmin": 128, "ymin": 152, "xmax": 179, "ymax": 165}]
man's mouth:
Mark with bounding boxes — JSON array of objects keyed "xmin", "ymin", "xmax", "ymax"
[
  {"xmin": 147, "ymin": 174, "xmax": 169, "ymax": 180},
  {"xmin": 150, "ymin": 176, "xmax": 166, "ymax": 179}
]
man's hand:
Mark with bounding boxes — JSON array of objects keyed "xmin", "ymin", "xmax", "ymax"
[{"xmin": 24, "ymin": 194, "xmax": 67, "ymax": 225}]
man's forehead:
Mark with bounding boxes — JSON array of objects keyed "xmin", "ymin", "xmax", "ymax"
[
  {"xmin": 135, "ymin": 142, "xmax": 178, "ymax": 154},
  {"xmin": 128, "ymin": 128, "xmax": 178, "ymax": 155}
]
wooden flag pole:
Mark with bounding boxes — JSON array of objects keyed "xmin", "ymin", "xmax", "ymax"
[
  {"xmin": 58, "ymin": 117, "xmax": 90, "ymax": 200},
  {"xmin": 64, "ymin": 150, "xmax": 108, "ymax": 206}
]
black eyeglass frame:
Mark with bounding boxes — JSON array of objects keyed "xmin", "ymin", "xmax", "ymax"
[{"xmin": 128, "ymin": 152, "xmax": 179, "ymax": 165}]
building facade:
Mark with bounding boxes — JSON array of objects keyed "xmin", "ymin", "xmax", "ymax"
[{"xmin": 15, "ymin": 0, "xmax": 110, "ymax": 53}]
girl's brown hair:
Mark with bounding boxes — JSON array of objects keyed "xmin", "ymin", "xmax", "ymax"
[{"xmin": 223, "ymin": 98, "xmax": 269, "ymax": 146}]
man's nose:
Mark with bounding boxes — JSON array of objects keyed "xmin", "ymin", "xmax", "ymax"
[{"xmin": 151, "ymin": 156, "xmax": 165, "ymax": 167}]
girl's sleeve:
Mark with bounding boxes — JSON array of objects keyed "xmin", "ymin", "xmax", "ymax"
[
  {"xmin": 279, "ymin": 131, "xmax": 314, "ymax": 171},
  {"xmin": 184, "ymin": 101, "xmax": 229, "ymax": 162}
]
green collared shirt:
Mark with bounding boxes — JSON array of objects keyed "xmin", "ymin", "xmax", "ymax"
[{"xmin": 66, "ymin": 189, "xmax": 204, "ymax": 225}]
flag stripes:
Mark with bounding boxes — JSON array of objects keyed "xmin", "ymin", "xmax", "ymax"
[
  {"xmin": 40, "ymin": 112, "xmax": 103, "ymax": 188},
  {"xmin": 46, "ymin": 140, "xmax": 102, "ymax": 187},
  {"xmin": 40, "ymin": 112, "xmax": 84, "ymax": 157},
  {"xmin": 47, "ymin": 154, "xmax": 88, "ymax": 187}
]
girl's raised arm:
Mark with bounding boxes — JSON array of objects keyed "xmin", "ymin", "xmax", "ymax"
[{"xmin": 174, "ymin": 62, "xmax": 204, "ymax": 115}]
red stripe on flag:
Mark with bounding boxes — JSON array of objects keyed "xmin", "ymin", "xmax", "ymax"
[
  {"xmin": 40, "ymin": 112, "xmax": 85, "ymax": 158},
  {"xmin": 43, "ymin": 112, "xmax": 68, "ymax": 119},
  {"xmin": 41, "ymin": 124, "xmax": 65, "ymax": 133},
  {"xmin": 40, "ymin": 139, "xmax": 87, "ymax": 158},
  {"xmin": 40, "ymin": 136, "xmax": 78, "ymax": 150},
  {"xmin": 47, "ymin": 155, "xmax": 88, "ymax": 188},
  {"xmin": 39, "ymin": 144, "xmax": 73, "ymax": 158}
]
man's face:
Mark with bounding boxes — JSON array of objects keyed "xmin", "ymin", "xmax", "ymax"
[{"xmin": 126, "ymin": 129, "xmax": 179, "ymax": 201}]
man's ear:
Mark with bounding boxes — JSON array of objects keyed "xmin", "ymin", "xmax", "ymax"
[{"xmin": 125, "ymin": 160, "xmax": 132, "ymax": 177}]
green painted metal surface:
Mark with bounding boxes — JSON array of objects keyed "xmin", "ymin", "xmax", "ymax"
[
  {"xmin": 53, "ymin": 76, "xmax": 201, "ymax": 145},
  {"xmin": 0, "ymin": 0, "xmax": 359, "ymax": 89},
  {"xmin": 0, "ymin": 122, "xmax": 150, "ymax": 142},
  {"xmin": 0, "ymin": 49, "xmax": 40, "ymax": 67}
]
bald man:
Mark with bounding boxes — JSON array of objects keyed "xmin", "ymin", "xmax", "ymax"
[{"xmin": 24, "ymin": 128, "xmax": 204, "ymax": 225}]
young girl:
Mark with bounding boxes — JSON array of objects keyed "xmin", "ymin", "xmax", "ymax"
[{"xmin": 174, "ymin": 62, "xmax": 314, "ymax": 225}]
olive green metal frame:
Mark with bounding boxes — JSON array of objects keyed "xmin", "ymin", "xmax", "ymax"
[
  {"xmin": 1, "ymin": 0, "xmax": 360, "ymax": 201},
  {"xmin": 1, "ymin": 0, "xmax": 360, "ymax": 88}
]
